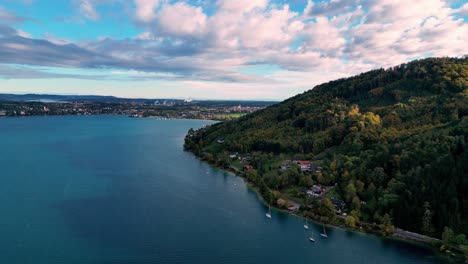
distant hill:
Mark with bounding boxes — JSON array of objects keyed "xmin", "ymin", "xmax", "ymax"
[
  {"xmin": 0, "ymin": 93, "xmax": 277, "ymax": 107},
  {"xmin": 185, "ymin": 57, "xmax": 468, "ymax": 238},
  {"xmin": 0, "ymin": 93, "xmax": 159, "ymax": 103},
  {"xmin": 0, "ymin": 94, "xmax": 180, "ymax": 103}
]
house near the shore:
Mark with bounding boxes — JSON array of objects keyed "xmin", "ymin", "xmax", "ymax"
[
  {"xmin": 310, "ymin": 165, "xmax": 323, "ymax": 173},
  {"xmin": 239, "ymin": 155, "xmax": 252, "ymax": 163},
  {"xmin": 243, "ymin": 165, "xmax": 254, "ymax": 171},
  {"xmin": 306, "ymin": 185, "xmax": 325, "ymax": 197},
  {"xmin": 291, "ymin": 160, "xmax": 323, "ymax": 173},
  {"xmin": 287, "ymin": 202, "xmax": 300, "ymax": 212},
  {"xmin": 295, "ymin": 160, "xmax": 311, "ymax": 171},
  {"xmin": 330, "ymin": 198, "xmax": 346, "ymax": 213},
  {"xmin": 280, "ymin": 161, "xmax": 292, "ymax": 171}
]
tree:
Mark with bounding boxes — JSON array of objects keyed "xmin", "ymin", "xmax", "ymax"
[
  {"xmin": 421, "ymin": 202, "xmax": 435, "ymax": 236},
  {"xmin": 381, "ymin": 213, "xmax": 395, "ymax": 235},
  {"xmin": 442, "ymin": 227, "xmax": 454, "ymax": 246},
  {"xmin": 299, "ymin": 175, "xmax": 313, "ymax": 187},
  {"xmin": 442, "ymin": 227, "xmax": 467, "ymax": 246},
  {"xmin": 345, "ymin": 182, "xmax": 357, "ymax": 201},
  {"xmin": 246, "ymin": 169, "xmax": 258, "ymax": 183},
  {"xmin": 319, "ymin": 198, "xmax": 337, "ymax": 221},
  {"xmin": 352, "ymin": 196, "xmax": 361, "ymax": 211},
  {"xmin": 345, "ymin": 216, "xmax": 356, "ymax": 228}
]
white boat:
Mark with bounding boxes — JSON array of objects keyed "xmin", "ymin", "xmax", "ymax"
[
  {"xmin": 303, "ymin": 220, "xmax": 309, "ymax": 230},
  {"xmin": 308, "ymin": 231, "xmax": 315, "ymax": 242},
  {"xmin": 320, "ymin": 224, "xmax": 328, "ymax": 238},
  {"xmin": 265, "ymin": 205, "xmax": 272, "ymax": 219}
]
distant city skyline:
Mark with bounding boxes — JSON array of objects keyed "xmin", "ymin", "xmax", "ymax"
[{"xmin": 0, "ymin": 0, "xmax": 466, "ymax": 100}]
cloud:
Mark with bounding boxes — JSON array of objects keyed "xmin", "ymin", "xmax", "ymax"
[
  {"xmin": 0, "ymin": 0, "xmax": 466, "ymax": 99},
  {"xmin": 157, "ymin": 2, "xmax": 207, "ymax": 36},
  {"xmin": 343, "ymin": 0, "xmax": 467, "ymax": 66},
  {"xmin": 78, "ymin": 0, "xmax": 99, "ymax": 21},
  {"xmin": 134, "ymin": 0, "xmax": 160, "ymax": 22},
  {"xmin": 0, "ymin": 6, "xmax": 28, "ymax": 24},
  {"xmin": 305, "ymin": 0, "xmax": 360, "ymax": 17},
  {"xmin": 455, "ymin": 3, "xmax": 468, "ymax": 16},
  {"xmin": 0, "ymin": 26, "xmax": 115, "ymax": 68},
  {"xmin": 0, "ymin": 64, "xmax": 108, "ymax": 80},
  {"xmin": 216, "ymin": 0, "xmax": 268, "ymax": 13}
]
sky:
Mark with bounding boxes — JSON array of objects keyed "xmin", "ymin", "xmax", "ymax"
[{"xmin": 0, "ymin": 0, "xmax": 466, "ymax": 100}]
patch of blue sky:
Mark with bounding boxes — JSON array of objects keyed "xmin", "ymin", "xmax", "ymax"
[
  {"xmin": 237, "ymin": 64, "xmax": 282, "ymax": 76},
  {"xmin": 339, "ymin": 55, "xmax": 349, "ymax": 64},
  {"xmin": 272, "ymin": 0, "xmax": 308, "ymax": 14},
  {"xmin": 184, "ymin": 0, "xmax": 217, "ymax": 16},
  {"xmin": 452, "ymin": 12, "xmax": 468, "ymax": 22},
  {"xmin": 38, "ymin": 66, "xmax": 111, "ymax": 76},
  {"xmin": 303, "ymin": 17, "xmax": 317, "ymax": 24},
  {"xmin": 349, "ymin": 18, "xmax": 362, "ymax": 28},
  {"xmin": 447, "ymin": 0, "xmax": 467, "ymax": 22},
  {"xmin": 289, "ymin": 37, "xmax": 304, "ymax": 51},
  {"xmin": 2, "ymin": 1, "xmax": 139, "ymax": 40},
  {"xmin": 60, "ymin": 67, "xmax": 184, "ymax": 82},
  {"xmin": 407, "ymin": 53, "xmax": 434, "ymax": 61},
  {"xmin": 0, "ymin": 64, "xmax": 137, "ymax": 81},
  {"xmin": 449, "ymin": 0, "xmax": 467, "ymax": 9}
]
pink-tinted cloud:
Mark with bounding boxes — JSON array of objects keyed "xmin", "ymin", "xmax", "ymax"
[{"xmin": 0, "ymin": 0, "xmax": 466, "ymax": 99}]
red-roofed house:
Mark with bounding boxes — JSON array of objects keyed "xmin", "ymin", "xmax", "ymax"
[
  {"xmin": 296, "ymin": 161, "xmax": 311, "ymax": 171},
  {"xmin": 243, "ymin": 165, "xmax": 254, "ymax": 171}
]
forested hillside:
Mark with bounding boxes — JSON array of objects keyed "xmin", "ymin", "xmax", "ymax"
[{"xmin": 185, "ymin": 57, "xmax": 468, "ymax": 241}]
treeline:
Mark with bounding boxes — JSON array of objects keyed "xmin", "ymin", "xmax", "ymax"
[{"xmin": 185, "ymin": 57, "xmax": 468, "ymax": 242}]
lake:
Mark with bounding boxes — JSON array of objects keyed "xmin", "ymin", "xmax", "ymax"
[{"xmin": 0, "ymin": 116, "xmax": 445, "ymax": 263}]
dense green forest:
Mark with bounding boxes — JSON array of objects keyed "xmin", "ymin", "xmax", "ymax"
[{"xmin": 185, "ymin": 57, "xmax": 468, "ymax": 244}]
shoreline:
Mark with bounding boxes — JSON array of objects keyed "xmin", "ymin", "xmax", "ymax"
[
  {"xmin": 0, "ymin": 114, "xmax": 220, "ymax": 122},
  {"xmin": 189, "ymin": 151, "xmax": 459, "ymax": 263}
]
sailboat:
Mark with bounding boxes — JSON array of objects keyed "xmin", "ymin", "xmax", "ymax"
[
  {"xmin": 320, "ymin": 224, "xmax": 328, "ymax": 238},
  {"xmin": 308, "ymin": 230, "xmax": 316, "ymax": 242},
  {"xmin": 303, "ymin": 220, "xmax": 309, "ymax": 230},
  {"xmin": 265, "ymin": 205, "xmax": 272, "ymax": 219}
]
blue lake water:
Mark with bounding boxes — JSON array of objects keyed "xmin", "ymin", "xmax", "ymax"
[{"xmin": 0, "ymin": 116, "xmax": 445, "ymax": 263}]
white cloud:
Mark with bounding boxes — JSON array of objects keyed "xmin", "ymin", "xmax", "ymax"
[
  {"xmin": 158, "ymin": 2, "xmax": 207, "ymax": 36},
  {"xmin": 16, "ymin": 29, "xmax": 31, "ymax": 38},
  {"xmin": 79, "ymin": 0, "xmax": 99, "ymax": 21},
  {"xmin": 0, "ymin": 0, "xmax": 467, "ymax": 99},
  {"xmin": 134, "ymin": 0, "xmax": 160, "ymax": 22},
  {"xmin": 216, "ymin": 0, "xmax": 268, "ymax": 13},
  {"xmin": 342, "ymin": 0, "xmax": 467, "ymax": 66},
  {"xmin": 455, "ymin": 3, "xmax": 468, "ymax": 16},
  {"xmin": 301, "ymin": 16, "xmax": 345, "ymax": 56}
]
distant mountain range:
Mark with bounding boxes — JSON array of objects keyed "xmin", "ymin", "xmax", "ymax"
[
  {"xmin": 0, "ymin": 93, "xmax": 158, "ymax": 103},
  {"xmin": 0, "ymin": 93, "xmax": 277, "ymax": 107}
]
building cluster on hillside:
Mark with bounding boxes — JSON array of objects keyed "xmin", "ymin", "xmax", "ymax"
[
  {"xmin": 226, "ymin": 105, "xmax": 263, "ymax": 113},
  {"xmin": 305, "ymin": 184, "xmax": 347, "ymax": 216},
  {"xmin": 225, "ymin": 152, "xmax": 346, "ymax": 215},
  {"xmin": 280, "ymin": 160, "xmax": 322, "ymax": 173}
]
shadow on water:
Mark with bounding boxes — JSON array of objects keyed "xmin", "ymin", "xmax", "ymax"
[
  {"xmin": 56, "ymin": 193, "xmax": 162, "ymax": 254},
  {"xmin": 52, "ymin": 135, "xmax": 176, "ymax": 255}
]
